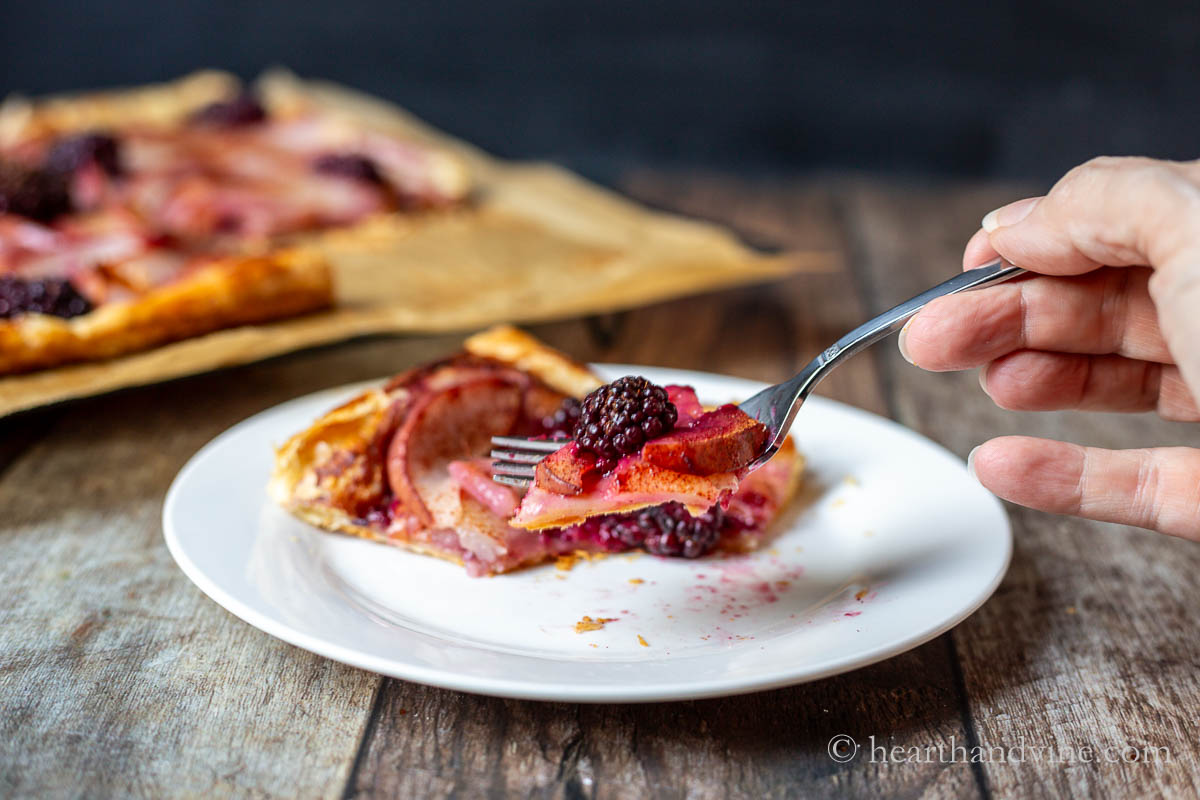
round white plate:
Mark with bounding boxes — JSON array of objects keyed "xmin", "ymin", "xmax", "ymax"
[{"xmin": 164, "ymin": 365, "xmax": 1010, "ymax": 702}]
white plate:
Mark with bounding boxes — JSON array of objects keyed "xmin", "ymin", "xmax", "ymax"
[{"xmin": 164, "ymin": 365, "xmax": 1010, "ymax": 702}]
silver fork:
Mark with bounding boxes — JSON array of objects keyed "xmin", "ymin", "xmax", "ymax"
[{"xmin": 492, "ymin": 259, "xmax": 1025, "ymax": 487}]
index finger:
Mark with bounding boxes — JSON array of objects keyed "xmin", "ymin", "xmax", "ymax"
[{"xmin": 902, "ymin": 266, "xmax": 1169, "ymax": 371}]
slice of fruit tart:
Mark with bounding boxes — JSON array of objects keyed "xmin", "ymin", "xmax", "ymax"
[{"xmin": 270, "ymin": 325, "xmax": 804, "ymax": 576}]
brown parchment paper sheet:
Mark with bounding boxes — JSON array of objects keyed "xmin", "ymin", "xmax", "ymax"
[{"xmin": 0, "ymin": 71, "xmax": 834, "ymax": 417}]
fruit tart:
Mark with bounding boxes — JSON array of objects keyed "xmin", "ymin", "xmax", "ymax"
[
  {"xmin": 0, "ymin": 72, "xmax": 469, "ymax": 373},
  {"xmin": 270, "ymin": 325, "xmax": 803, "ymax": 575}
]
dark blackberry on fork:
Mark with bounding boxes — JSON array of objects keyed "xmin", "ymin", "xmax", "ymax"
[{"xmin": 575, "ymin": 376, "xmax": 678, "ymax": 471}]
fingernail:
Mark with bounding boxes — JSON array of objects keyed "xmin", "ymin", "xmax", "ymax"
[
  {"xmin": 978, "ymin": 364, "xmax": 991, "ymax": 396},
  {"xmin": 981, "ymin": 197, "xmax": 1040, "ymax": 233},
  {"xmin": 897, "ymin": 317, "xmax": 916, "ymax": 364},
  {"xmin": 966, "ymin": 446, "xmax": 980, "ymax": 481}
]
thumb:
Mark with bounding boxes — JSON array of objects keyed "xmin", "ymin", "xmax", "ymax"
[{"xmin": 971, "ymin": 436, "xmax": 1200, "ymax": 538}]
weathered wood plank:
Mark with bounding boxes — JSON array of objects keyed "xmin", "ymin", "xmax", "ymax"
[
  {"xmin": 346, "ymin": 176, "xmax": 983, "ymax": 799},
  {"xmin": 0, "ymin": 335, "xmax": 479, "ymax": 798},
  {"xmin": 844, "ymin": 180, "xmax": 1200, "ymax": 799}
]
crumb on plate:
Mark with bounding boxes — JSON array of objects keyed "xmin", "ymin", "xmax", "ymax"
[{"xmin": 575, "ymin": 615, "xmax": 618, "ymax": 633}]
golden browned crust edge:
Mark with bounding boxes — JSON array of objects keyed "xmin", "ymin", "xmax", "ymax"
[
  {"xmin": 463, "ymin": 324, "xmax": 602, "ymax": 398},
  {"xmin": 268, "ymin": 385, "xmax": 393, "ymax": 511},
  {"xmin": 0, "ymin": 71, "xmax": 240, "ymax": 145},
  {"xmin": 0, "ymin": 249, "xmax": 333, "ymax": 374},
  {"xmin": 776, "ymin": 438, "xmax": 806, "ymax": 506}
]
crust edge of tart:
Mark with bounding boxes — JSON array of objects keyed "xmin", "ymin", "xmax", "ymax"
[
  {"xmin": 0, "ymin": 248, "xmax": 333, "ymax": 374},
  {"xmin": 0, "ymin": 71, "xmax": 240, "ymax": 145},
  {"xmin": 463, "ymin": 324, "xmax": 602, "ymax": 400}
]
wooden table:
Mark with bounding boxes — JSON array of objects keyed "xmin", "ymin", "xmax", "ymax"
[{"xmin": 3, "ymin": 174, "xmax": 1199, "ymax": 799}]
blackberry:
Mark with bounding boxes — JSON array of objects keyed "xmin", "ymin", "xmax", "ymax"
[
  {"xmin": 312, "ymin": 153, "xmax": 385, "ymax": 186},
  {"xmin": 44, "ymin": 132, "xmax": 122, "ymax": 177},
  {"xmin": 641, "ymin": 502, "xmax": 724, "ymax": 558},
  {"xmin": 557, "ymin": 513, "xmax": 641, "ymax": 553},
  {"xmin": 576, "ymin": 376, "xmax": 677, "ymax": 470},
  {"xmin": 0, "ymin": 162, "xmax": 72, "ymax": 222},
  {"xmin": 541, "ymin": 397, "xmax": 582, "ymax": 436},
  {"xmin": 564, "ymin": 502, "xmax": 724, "ymax": 559},
  {"xmin": 189, "ymin": 92, "xmax": 267, "ymax": 127},
  {"xmin": 0, "ymin": 277, "xmax": 93, "ymax": 319}
]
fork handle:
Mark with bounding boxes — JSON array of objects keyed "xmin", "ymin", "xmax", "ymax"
[
  {"xmin": 745, "ymin": 259, "xmax": 1025, "ymax": 464},
  {"xmin": 818, "ymin": 258, "xmax": 1026, "ymax": 374}
]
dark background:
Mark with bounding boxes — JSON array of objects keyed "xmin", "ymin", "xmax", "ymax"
[{"xmin": 2, "ymin": 0, "xmax": 1197, "ymax": 184}]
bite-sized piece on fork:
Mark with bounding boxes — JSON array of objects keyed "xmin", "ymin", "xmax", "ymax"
[{"xmin": 492, "ymin": 258, "xmax": 1026, "ymax": 486}]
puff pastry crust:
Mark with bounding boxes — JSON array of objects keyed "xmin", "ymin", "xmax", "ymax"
[{"xmin": 0, "ymin": 249, "xmax": 332, "ymax": 373}]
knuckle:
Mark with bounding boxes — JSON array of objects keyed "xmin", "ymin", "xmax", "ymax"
[
  {"xmin": 1127, "ymin": 161, "xmax": 1184, "ymax": 196},
  {"xmin": 1058, "ymin": 156, "xmax": 1171, "ymax": 199},
  {"xmin": 1063, "ymin": 156, "xmax": 1143, "ymax": 186},
  {"xmin": 1046, "ymin": 157, "xmax": 1143, "ymax": 216},
  {"xmin": 1055, "ymin": 156, "xmax": 1200, "ymax": 267},
  {"xmin": 1132, "ymin": 452, "xmax": 1162, "ymax": 530}
]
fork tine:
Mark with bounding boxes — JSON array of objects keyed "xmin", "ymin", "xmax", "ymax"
[
  {"xmin": 490, "ymin": 449, "xmax": 545, "ymax": 464},
  {"xmin": 492, "ymin": 462, "xmax": 537, "ymax": 478},
  {"xmin": 490, "ymin": 435, "xmax": 568, "ymax": 487},
  {"xmin": 493, "ymin": 474, "xmax": 533, "ymax": 488},
  {"xmin": 490, "ymin": 436, "xmax": 563, "ymax": 452}
]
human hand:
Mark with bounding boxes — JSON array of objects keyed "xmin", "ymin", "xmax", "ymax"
[{"xmin": 898, "ymin": 157, "xmax": 1200, "ymax": 537}]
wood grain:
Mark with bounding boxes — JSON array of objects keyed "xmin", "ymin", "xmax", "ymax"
[
  {"xmin": 0, "ymin": 338, "xmax": 469, "ymax": 798},
  {"xmin": 3, "ymin": 173, "xmax": 1200, "ymax": 798}
]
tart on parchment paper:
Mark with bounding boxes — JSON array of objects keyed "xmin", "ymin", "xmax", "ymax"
[
  {"xmin": 0, "ymin": 71, "xmax": 832, "ymax": 417},
  {"xmin": 0, "ymin": 71, "xmax": 468, "ymax": 374}
]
